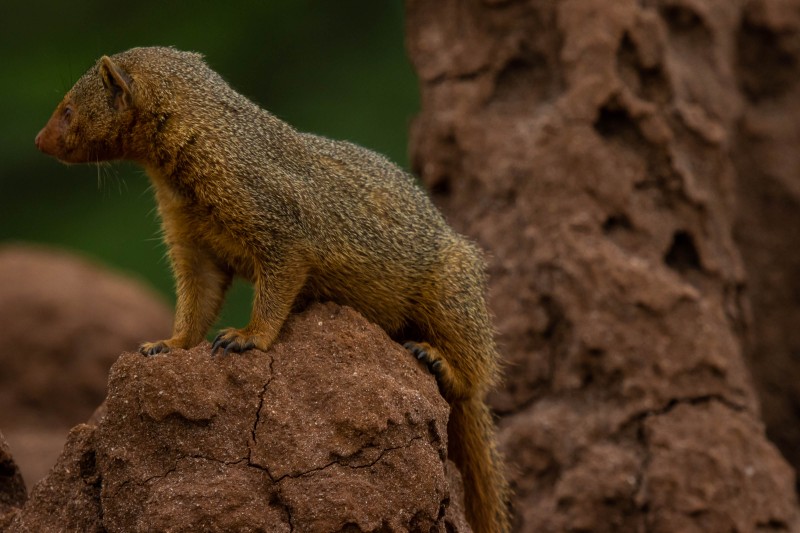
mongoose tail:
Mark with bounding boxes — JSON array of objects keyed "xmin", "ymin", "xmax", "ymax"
[
  {"xmin": 404, "ymin": 239, "xmax": 511, "ymax": 532},
  {"xmin": 451, "ymin": 397, "xmax": 511, "ymax": 533}
]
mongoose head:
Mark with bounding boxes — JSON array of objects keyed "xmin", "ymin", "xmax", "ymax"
[
  {"xmin": 35, "ymin": 47, "xmax": 211, "ymax": 165},
  {"xmin": 35, "ymin": 54, "xmax": 140, "ymax": 164}
]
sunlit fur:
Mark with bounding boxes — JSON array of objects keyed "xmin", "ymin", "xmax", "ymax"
[{"xmin": 36, "ymin": 47, "xmax": 510, "ymax": 532}]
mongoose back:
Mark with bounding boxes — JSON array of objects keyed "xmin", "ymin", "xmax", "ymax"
[{"xmin": 35, "ymin": 47, "xmax": 509, "ymax": 532}]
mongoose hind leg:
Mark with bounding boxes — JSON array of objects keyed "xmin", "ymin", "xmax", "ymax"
[{"xmin": 404, "ymin": 341, "xmax": 472, "ymax": 401}]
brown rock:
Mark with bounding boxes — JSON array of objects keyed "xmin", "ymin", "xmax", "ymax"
[
  {"xmin": 7, "ymin": 303, "xmax": 468, "ymax": 531},
  {"xmin": 7, "ymin": 425, "xmax": 103, "ymax": 532},
  {"xmin": 733, "ymin": 0, "xmax": 800, "ymax": 473},
  {"xmin": 0, "ymin": 430, "xmax": 26, "ymax": 529},
  {"xmin": 406, "ymin": 0, "xmax": 800, "ymax": 530},
  {"xmin": 0, "ymin": 244, "xmax": 173, "ymax": 426},
  {"xmin": 0, "ymin": 244, "xmax": 172, "ymax": 486},
  {"xmin": 642, "ymin": 401, "xmax": 798, "ymax": 532}
]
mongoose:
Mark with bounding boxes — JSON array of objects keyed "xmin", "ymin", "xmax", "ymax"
[{"xmin": 35, "ymin": 46, "xmax": 509, "ymax": 532}]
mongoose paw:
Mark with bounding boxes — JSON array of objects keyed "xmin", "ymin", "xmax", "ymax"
[
  {"xmin": 211, "ymin": 328, "xmax": 257, "ymax": 356},
  {"xmin": 404, "ymin": 341, "xmax": 447, "ymax": 383},
  {"xmin": 404, "ymin": 342, "xmax": 469, "ymax": 401},
  {"xmin": 139, "ymin": 340, "xmax": 171, "ymax": 356}
]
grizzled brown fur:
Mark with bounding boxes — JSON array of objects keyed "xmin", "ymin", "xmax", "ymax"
[{"xmin": 35, "ymin": 47, "xmax": 509, "ymax": 532}]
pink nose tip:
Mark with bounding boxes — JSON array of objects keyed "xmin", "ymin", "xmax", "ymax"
[{"xmin": 34, "ymin": 128, "xmax": 51, "ymax": 154}]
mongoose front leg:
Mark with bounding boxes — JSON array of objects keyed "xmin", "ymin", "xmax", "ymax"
[
  {"xmin": 140, "ymin": 243, "xmax": 231, "ymax": 355},
  {"xmin": 212, "ymin": 255, "xmax": 308, "ymax": 356}
]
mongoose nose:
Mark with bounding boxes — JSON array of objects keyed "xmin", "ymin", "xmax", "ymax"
[
  {"xmin": 35, "ymin": 128, "xmax": 50, "ymax": 154},
  {"xmin": 34, "ymin": 129, "xmax": 45, "ymax": 151}
]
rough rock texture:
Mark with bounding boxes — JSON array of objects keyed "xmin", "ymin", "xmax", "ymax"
[
  {"xmin": 7, "ymin": 425, "xmax": 104, "ymax": 533},
  {"xmin": 733, "ymin": 0, "xmax": 800, "ymax": 473},
  {"xmin": 0, "ymin": 244, "xmax": 173, "ymax": 486},
  {"xmin": 7, "ymin": 303, "xmax": 469, "ymax": 532},
  {"xmin": 406, "ymin": 0, "xmax": 800, "ymax": 530},
  {"xmin": 0, "ymin": 431, "xmax": 26, "ymax": 529}
]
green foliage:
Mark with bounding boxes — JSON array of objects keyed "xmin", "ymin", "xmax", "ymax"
[{"xmin": 0, "ymin": 1, "xmax": 418, "ymax": 331}]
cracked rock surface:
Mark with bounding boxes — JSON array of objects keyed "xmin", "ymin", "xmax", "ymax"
[
  {"xmin": 6, "ymin": 303, "xmax": 467, "ymax": 532},
  {"xmin": 406, "ymin": 0, "xmax": 800, "ymax": 530}
]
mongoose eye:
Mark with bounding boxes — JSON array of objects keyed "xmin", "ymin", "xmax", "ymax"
[{"xmin": 62, "ymin": 105, "xmax": 73, "ymax": 122}]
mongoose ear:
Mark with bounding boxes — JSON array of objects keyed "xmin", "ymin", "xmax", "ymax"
[{"xmin": 99, "ymin": 56, "xmax": 133, "ymax": 111}]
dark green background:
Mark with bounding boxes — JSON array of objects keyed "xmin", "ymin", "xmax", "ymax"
[{"xmin": 0, "ymin": 1, "xmax": 418, "ymax": 331}]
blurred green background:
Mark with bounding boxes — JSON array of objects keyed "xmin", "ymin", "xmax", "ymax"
[{"xmin": 0, "ymin": 1, "xmax": 418, "ymax": 332}]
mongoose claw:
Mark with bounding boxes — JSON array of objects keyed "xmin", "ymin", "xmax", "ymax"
[
  {"xmin": 404, "ymin": 341, "xmax": 445, "ymax": 382},
  {"xmin": 211, "ymin": 330, "xmax": 256, "ymax": 356},
  {"xmin": 211, "ymin": 332, "xmax": 226, "ymax": 354},
  {"xmin": 404, "ymin": 342, "xmax": 425, "ymax": 359}
]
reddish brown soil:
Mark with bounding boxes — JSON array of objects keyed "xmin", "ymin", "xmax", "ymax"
[
  {"xmin": 0, "ymin": 431, "xmax": 26, "ymax": 529},
  {"xmin": 406, "ymin": 0, "xmax": 800, "ymax": 530},
  {"xmin": 3, "ymin": 303, "xmax": 469, "ymax": 532},
  {"xmin": 733, "ymin": 0, "xmax": 800, "ymax": 473}
]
